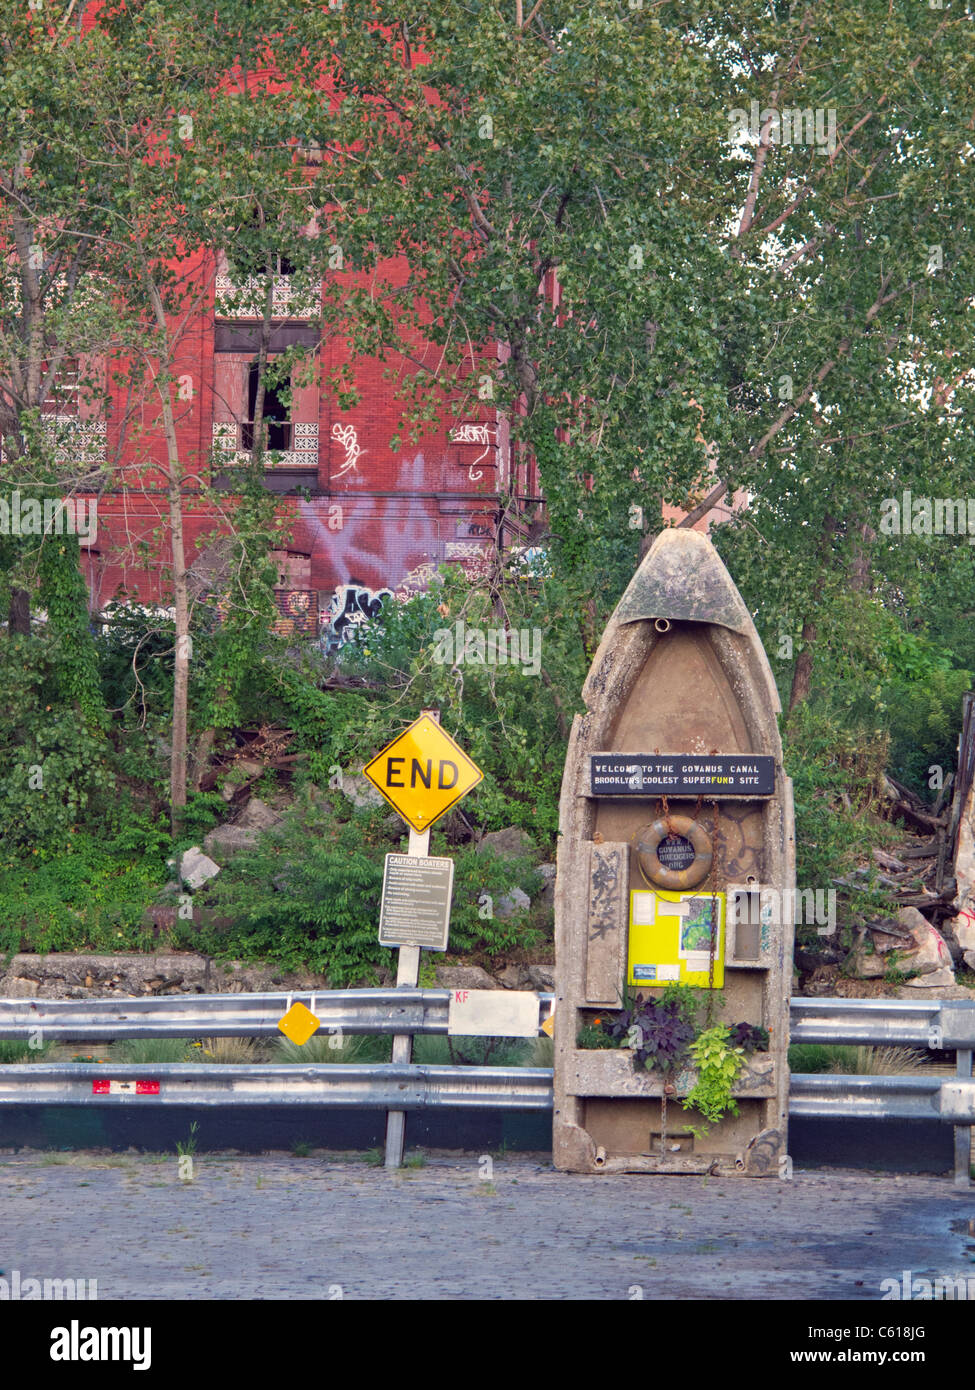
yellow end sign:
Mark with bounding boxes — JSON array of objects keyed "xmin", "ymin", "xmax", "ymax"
[{"xmin": 363, "ymin": 715, "xmax": 483, "ymax": 833}]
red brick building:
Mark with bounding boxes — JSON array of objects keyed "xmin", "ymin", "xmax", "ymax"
[{"xmin": 75, "ymin": 246, "xmax": 541, "ymax": 647}]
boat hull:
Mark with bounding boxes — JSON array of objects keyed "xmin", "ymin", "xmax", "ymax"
[{"xmin": 553, "ymin": 530, "xmax": 795, "ymax": 1174}]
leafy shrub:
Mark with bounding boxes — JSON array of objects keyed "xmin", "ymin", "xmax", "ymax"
[
  {"xmin": 195, "ymin": 801, "xmax": 544, "ymax": 984},
  {"xmin": 0, "ymin": 829, "xmax": 168, "ymax": 958},
  {"xmin": 599, "ymin": 993, "xmax": 696, "ymax": 1075},
  {"xmin": 682, "ymin": 1025, "xmax": 746, "ymax": 1124},
  {"xmin": 782, "ymin": 705, "xmax": 896, "ymax": 943},
  {"xmin": 0, "ymin": 632, "xmax": 116, "ymax": 864}
]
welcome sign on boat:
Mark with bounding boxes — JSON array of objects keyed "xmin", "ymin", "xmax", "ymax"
[{"xmin": 553, "ymin": 529, "xmax": 796, "ymax": 1176}]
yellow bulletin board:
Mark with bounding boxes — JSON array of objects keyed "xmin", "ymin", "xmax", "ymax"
[{"xmin": 626, "ymin": 889, "xmax": 725, "ymax": 989}]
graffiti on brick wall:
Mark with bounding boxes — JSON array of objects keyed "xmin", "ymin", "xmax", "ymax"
[
  {"xmin": 394, "ymin": 561, "xmax": 440, "ymax": 602},
  {"xmin": 273, "ymin": 590, "xmax": 317, "ymax": 638},
  {"xmin": 321, "ymin": 580, "xmax": 392, "ymax": 653},
  {"xmin": 444, "ymin": 541, "xmax": 493, "ymax": 580},
  {"xmin": 449, "ymin": 422, "xmax": 496, "ymax": 482},
  {"xmin": 331, "ymin": 422, "xmax": 365, "ymax": 479}
]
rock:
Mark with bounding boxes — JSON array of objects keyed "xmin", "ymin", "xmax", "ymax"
[
  {"xmin": 860, "ymin": 908, "xmax": 955, "ymax": 979},
  {"xmin": 901, "ymin": 965, "xmax": 956, "ymax": 989},
  {"xmin": 953, "ymin": 788, "xmax": 975, "ymax": 908},
  {"xmin": 237, "ymin": 797, "xmax": 283, "ymax": 832},
  {"xmin": 538, "ymin": 863, "xmax": 556, "ymax": 909},
  {"xmin": 338, "ymin": 773, "xmax": 385, "ymax": 811},
  {"xmin": 896, "ymin": 909, "xmax": 953, "ymax": 975},
  {"xmin": 866, "ymin": 922, "xmax": 910, "ymax": 954},
  {"xmin": 219, "ymin": 781, "xmax": 236, "ymax": 802},
  {"xmin": 497, "ymin": 964, "xmax": 529, "ymax": 989},
  {"xmin": 210, "ymin": 961, "xmax": 330, "ymax": 993},
  {"xmin": 0, "ymin": 953, "xmax": 212, "ymax": 998},
  {"xmin": 235, "ymin": 758, "xmax": 265, "ymax": 778},
  {"xmin": 0, "ymin": 953, "xmax": 344, "ymax": 998},
  {"xmin": 526, "ymin": 963, "xmax": 556, "ymax": 991},
  {"xmin": 476, "ymin": 827, "xmax": 536, "ymax": 860},
  {"xmin": 895, "ymin": 906, "xmax": 930, "ymax": 934},
  {"xmin": 495, "ymin": 887, "xmax": 531, "ymax": 920},
  {"xmin": 896, "ymin": 980, "xmax": 975, "ymax": 1001},
  {"xmin": 202, "ymin": 824, "xmax": 260, "ymax": 859},
  {"xmin": 435, "ymin": 965, "xmax": 501, "ymax": 991},
  {"xmin": 5, "ymin": 977, "xmax": 40, "ymax": 997},
  {"xmin": 300, "ymin": 784, "xmax": 335, "ymax": 815},
  {"xmin": 179, "ymin": 847, "xmax": 221, "ymax": 890},
  {"xmin": 938, "ymin": 930, "xmax": 965, "ymax": 966},
  {"xmin": 850, "ymin": 940, "xmax": 886, "ymax": 978},
  {"xmin": 950, "ymin": 908, "xmax": 975, "ymax": 956}
]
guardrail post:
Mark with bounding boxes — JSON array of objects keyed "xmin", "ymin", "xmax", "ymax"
[
  {"xmin": 384, "ymin": 822, "xmax": 428, "ymax": 1169},
  {"xmin": 955, "ymin": 1047, "xmax": 973, "ymax": 1190}
]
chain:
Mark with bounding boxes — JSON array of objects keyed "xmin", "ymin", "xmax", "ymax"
[{"xmin": 707, "ymin": 799, "xmax": 720, "ymax": 1025}]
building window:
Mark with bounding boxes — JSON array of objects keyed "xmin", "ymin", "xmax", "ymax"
[{"xmin": 241, "ymin": 360, "xmax": 291, "ymax": 452}]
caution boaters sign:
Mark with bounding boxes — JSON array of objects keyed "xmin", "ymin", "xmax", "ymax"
[{"xmin": 363, "ymin": 714, "xmax": 483, "ymax": 833}]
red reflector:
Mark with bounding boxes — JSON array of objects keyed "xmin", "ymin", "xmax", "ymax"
[{"xmin": 91, "ymin": 1079, "xmax": 160, "ymax": 1095}]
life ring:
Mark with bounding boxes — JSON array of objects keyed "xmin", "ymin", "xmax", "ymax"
[{"xmin": 635, "ymin": 815, "xmax": 713, "ymax": 890}]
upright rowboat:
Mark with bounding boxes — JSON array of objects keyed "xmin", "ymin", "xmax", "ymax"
[{"xmin": 553, "ymin": 528, "xmax": 795, "ymax": 1174}]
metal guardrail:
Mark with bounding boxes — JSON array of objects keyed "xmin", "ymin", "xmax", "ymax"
[
  {"xmin": 0, "ymin": 989, "xmax": 555, "ymax": 1041},
  {"xmin": 788, "ymin": 1073, "xmax": 945, "ymax": 1122},
  {"xmin": 0, "ymin": 991, "xmax": 970, "ymax": 1184},
  {"xmin": 0, "ymin": 1063, "xmax": 554, "ymax": 1111},
  {"xmin": 2, "ymin": 991, "xmax": 970, "ymax": 1045},
  {"xmin": 789, "ymin": 998, "xmax": 975, "ymax": 1049},
  {"xmin": 0, "ymin": 1063, "xmax": 969, "ymax": 1122}
]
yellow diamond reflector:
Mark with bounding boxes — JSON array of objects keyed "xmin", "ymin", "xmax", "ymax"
[
  {"xmin": 278, "ymin": 1001, "xmax": 321, "ymax": 1046},
  {"xmin": 362, "ymin": 715, "xmax": 483, "ymax": 833},
  {"xmin": 541, "ymin": 1009, "xmax": 555, "ymax": 1038}
]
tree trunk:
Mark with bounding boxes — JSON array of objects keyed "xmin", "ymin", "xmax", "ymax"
[
  {"xmin": 850, "ymin": 520, "xmax": 875, "ymax": 593},
  {"xmin": 167, "ymin": 472, "xmax": 190, "ymax": 823},
  {"xmin": 8, "ymin": 586, "xmax": 30, "ymax": 635},
  {"xmin": 249, "ymin": 259, "xmax": 276, "ymax": 466},
  {"xmin": 788, "ymin": 619, "xmax": 817, "ymax": 713},
  {"xmin": 145, "ymin": 276, "xmax": 192, "ymax": 826}
]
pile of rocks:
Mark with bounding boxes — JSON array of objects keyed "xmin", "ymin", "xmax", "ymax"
[
  {"xmin": 0, "ymin": 799, "xmax": 557, "ymax": 1000},
  {"xmin": 849, "ymin": 908, "xmax": 956, "ymax": 990}
]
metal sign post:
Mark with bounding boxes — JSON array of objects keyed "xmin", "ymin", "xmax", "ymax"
[
  {"xmin": 384, "ymin": 817, "xmax": 428, "ymax": 1170},
  {"xmin": 364, "ymin": 709, "xmax": 484, "ymax": 1168},
  {"xmin": 381, "ymin": 707, "xmax": 442, "ymax": 1171}
]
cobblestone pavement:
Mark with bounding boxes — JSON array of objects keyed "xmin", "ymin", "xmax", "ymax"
[{"xmin": 1, "ymin": 1151, "xmax": 972, "ymax": 1300}]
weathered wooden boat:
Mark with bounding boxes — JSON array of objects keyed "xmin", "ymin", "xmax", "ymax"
[{"xmin": 553, "ymin": 528, "xmax": 795, "ymax": 1174}]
